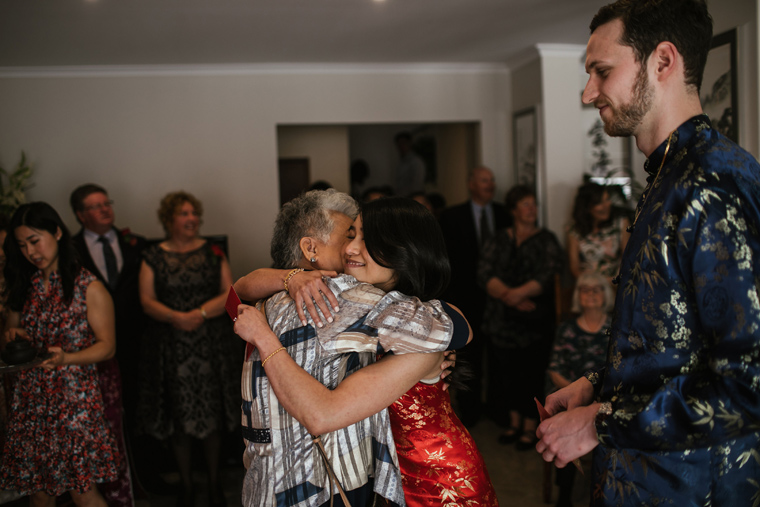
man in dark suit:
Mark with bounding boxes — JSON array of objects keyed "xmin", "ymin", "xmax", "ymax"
[
  {"xmin": 70, "ymin": 184, "xmax": 146, "ymax": 419},
  {"xmin": 69, "ymin": 184, "xmax": 173, "ymax": 495},
  {"xmin": 439, "ymin": 166, "xmax": 509, "ymax": 427}
]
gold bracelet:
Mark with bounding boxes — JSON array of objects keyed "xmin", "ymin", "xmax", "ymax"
[
  {"xmin": 199, "ymin": 306, "xmax": 208, "ymax": 319},
  {"xmin": 261, "ymin": 346, "xmax": 286, "ymax": 368},
  {"xmin": 283, "ymin": 268, "xmax": 305, "ymax": 292}
]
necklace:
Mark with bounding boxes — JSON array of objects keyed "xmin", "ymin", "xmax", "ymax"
[{"xmin": 633, "ymin": 130, "xmax": 675, "ymax": 227}]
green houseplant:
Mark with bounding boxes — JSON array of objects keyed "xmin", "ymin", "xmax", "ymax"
[{"xmin": 0, "ymin": 151, "xmax": 33, "ymax": 218}]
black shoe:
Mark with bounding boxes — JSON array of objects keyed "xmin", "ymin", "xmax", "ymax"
[
  {"xmin": 497, "ymin": 427, "xmax": 521, "ymax": 445},
  {"xmin": 514, "ymin": 434, "xmax": 538, "ymax": 451}
]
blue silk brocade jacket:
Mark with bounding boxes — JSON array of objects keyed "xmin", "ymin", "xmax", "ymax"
[{"xmin": 589, "ymin": 115, "xmax": 760, "ymax": 506}]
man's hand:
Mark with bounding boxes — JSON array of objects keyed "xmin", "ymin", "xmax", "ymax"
[
  {"xmin": 288, "ymin": 270, "xmax": 339, "ymax": 327},
  {"xmin": 536, "ymin": 403, "xmax": 600, "ymax": 468},
  {"xmin": 544, "ymin": 377, "xmax": 595, "ymax": 415}
]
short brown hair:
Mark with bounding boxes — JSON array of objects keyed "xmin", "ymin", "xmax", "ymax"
[
  {"xmin": 590, "ymin": 0, "xmax": 713, "ymax": 92},
  {"xmin": 70, "ymin": 183, "xmax": 108, "ymax": 223},
  {"xmin": 157, "ymin": 191, "xmax": 203, "ymax": 235}
]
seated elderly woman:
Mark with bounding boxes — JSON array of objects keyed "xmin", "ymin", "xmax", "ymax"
[
  {"xmin": 547, "ymin": 271, "xmax": 614, "ymax": 507},
  {"xmin": 233, "ymin": 191, "xmax": 492, "ymax": 507}
]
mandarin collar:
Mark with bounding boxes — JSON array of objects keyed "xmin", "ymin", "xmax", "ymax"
[{"xmin": 643, "ymin": 114, "xmax": 712, "ymax": 177}]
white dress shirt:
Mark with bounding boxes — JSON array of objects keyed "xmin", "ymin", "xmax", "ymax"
[{"xmin": 83, "ymin": 228, "xmax": 124, "ymax": 282}]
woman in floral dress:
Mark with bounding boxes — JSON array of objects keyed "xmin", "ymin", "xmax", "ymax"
[
  {"xmin": 0, "ymin": 202, "xmax": 119, "ymax": 506},
  {"xmin": 566, "ymin": 183, "xmax": 630, "ymax": 283},
  {"xmin": 137, "ymin": 191, "xmax": 238, "ymax": 507}
]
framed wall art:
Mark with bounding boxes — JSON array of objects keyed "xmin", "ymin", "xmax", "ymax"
[
  {"xmin": 513, "ymin": 107, "xmax": 537, "ymax": 192},
  {"xmin": 700, "ymin": 29, "xmax": 738, "ymax": 142}
]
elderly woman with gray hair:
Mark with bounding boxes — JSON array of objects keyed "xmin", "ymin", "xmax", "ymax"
[{"xmin": 546, "ymin": 271, "xmax": 614, "ymax": 507}]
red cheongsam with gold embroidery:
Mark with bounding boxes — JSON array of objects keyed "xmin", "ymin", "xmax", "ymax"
[{"xmin": 388, "ymin": 379, "xmax": 499, "ymax": 506}]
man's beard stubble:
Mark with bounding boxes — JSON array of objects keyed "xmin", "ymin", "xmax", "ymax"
[{"xmin": 603, "ymin": 64, "xmax": 654, "ymax": 137}]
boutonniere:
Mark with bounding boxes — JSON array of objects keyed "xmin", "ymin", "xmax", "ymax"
[
  {"xmin": 210, "ymin": 244, "xmax": 225, "ymax": 265},
  {"xmin": 120, "ymin": 228, "xmax": 138, "ymax": 247}
]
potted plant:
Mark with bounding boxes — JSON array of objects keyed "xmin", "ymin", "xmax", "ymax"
[{"xmin": 0, "ymin": 151, "xmax": 33, "ymax": 218}]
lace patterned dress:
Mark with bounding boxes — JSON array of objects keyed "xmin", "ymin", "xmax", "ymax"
[
  {"xmin": 388, "ymin": 380, "xmax": 499, "ymax": 506},
  {"xmin": 137, "ymin": 243, "xmax": 239, "ymax": 439},
  {"xmin": 0, "ymin": 269, "xmax": 119, "ymax": 495}
]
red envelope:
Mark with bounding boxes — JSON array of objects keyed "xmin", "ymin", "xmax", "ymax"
[
  {"xmin": 225, "ymin": 285, "xmax": 242, "ymax": 321},
  {"xmin": 535, "ymin": 397, "xmax": 550, "ymax": 421}
]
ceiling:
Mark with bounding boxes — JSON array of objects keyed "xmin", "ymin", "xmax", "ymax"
[{"xmin": 0, "ymin": 0, "xmax": 603, "ymax": 68}]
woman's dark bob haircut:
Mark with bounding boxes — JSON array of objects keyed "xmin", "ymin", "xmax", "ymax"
[
  {"xmin": 361, "ymin": 197, "xmax": 450, "ymax": 301},
  {"xmin": 4, "ymin": 202, "xmax": 80, "ymax": 310}
]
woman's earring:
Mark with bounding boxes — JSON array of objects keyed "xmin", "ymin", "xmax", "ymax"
[{"xmin": 310, "ymin": 257, "xmax": 317, "ymax": 263}]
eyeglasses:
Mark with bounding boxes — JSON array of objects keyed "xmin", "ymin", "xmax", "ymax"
[
  {"xmin": 83, "ymin": 200, "xmax": 114, "ymax": 212},
  {"xmin": 578, "ymin": 286, "xmax": 604, "ymax": 295}
]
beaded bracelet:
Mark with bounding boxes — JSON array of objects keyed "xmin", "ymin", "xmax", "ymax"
[
  {"xmin": 283, "ymin": 268, "xmax": 305, "ymax": 292},
  {"xmin": 261, "ymin": 346, "xmax": 287, "ymax": 368}
]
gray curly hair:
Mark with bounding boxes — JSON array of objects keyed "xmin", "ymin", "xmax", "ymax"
[{"xmin": 271, "ymin": 189, "xmax": 359, "ymax": 269}]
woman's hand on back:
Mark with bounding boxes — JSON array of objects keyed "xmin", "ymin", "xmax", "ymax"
[{"xmin": 288, "ymin": 270, "xmax": 339, "ymax": 327}]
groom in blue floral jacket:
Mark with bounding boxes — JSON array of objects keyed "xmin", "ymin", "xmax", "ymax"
[{"xmin": 535, "ymin": 1, "xmax": 760, "ymax": 506}]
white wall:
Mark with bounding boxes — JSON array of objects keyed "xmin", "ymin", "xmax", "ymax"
[
  {"xmin": 0, "ymin": 65, "xmax": 510, "ymax": 278},
  {"xmin": 277, "ymin": 125, "xmax": 350, "ymax": 193},
  {"xmin": 540, "ymin": 46, "xmax": 587, "ymax": 240}
]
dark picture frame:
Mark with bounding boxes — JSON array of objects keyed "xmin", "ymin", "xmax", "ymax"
[
  {"xmin": 700, "ymin": 29, "xmax": 738, "ymax": 142},
  {"xmin": 513, "ymin": 107, "xmax": 537, "ymax": 192}
]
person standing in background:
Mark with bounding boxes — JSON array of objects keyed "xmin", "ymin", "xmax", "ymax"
[
  {"xmin": 566, "ymin": 182, "xmax": 629, "ymax": 285},
  {"xmin": 71, "ymin": 184, "xmax": 144, "ymax": 506},
  {"xmin": 439, "ymin": 166, "xmax": 509, "ymax": 427},
  {"xmin": 478, "ymin": 185, "xmax": 563, "ymax": 449},
  {"xmin": 138, "ymin": 191, "xmax": 238, "ymax": 507},
  {"xmin": 394, "ymin": 131, "xmax": 426, "ymax": 197}
]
